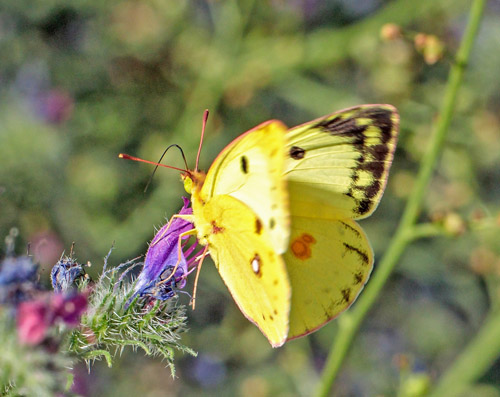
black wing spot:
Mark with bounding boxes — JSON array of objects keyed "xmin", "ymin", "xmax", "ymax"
[
  {"xmin": 273, "ymin": 309, "xmax": 278, "ymax": 315},
  {"xmin": 290, "ymin": 146, "xmax": 305, "ymax": 160},
  {"xmin": 255, "ymin": 218, "xmax": 263, "ymax": 235},
  {"xmin": 354, "ymin": 272, "xmax": 364, "ymax": 284},
  {"xmin": 341, "ymin": 288, "xmax": 352, "ymax": 303},
  {"xmin": 315, "ymin": 116, "xmax": 368, "ymax": 137},
  {"xmin": 364, "ymin": 180, "xmax": 381, "ymax": 199},
  {"xmin": 357, "ymin": 199, "xmax": 371, "ymax": 215},
  {"xmin": 359, "ymin": 160, "xmax": 385, "ymax": 179},
  {"xmin": 241, "ymin": 155, "xmax": 249, "ymax": 174},
  {"xmin": 340, "ymin": 221, "xmax": 361, "ymax": 238},
  {"xmin": 370, "ymin": 144, "xmax": 390, "ymax": 162},
  {"xmin": 361, "ymin": 108, "xmax": 394, "ymax": 142},
  {"xmin": 269, "ymin": 218, "xmax": 276, "ymax": 229},
  {"xmin": 343, "ymin": 243, "xmax": 369, "ymax": 265}
]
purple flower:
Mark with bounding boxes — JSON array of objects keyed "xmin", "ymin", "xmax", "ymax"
[
  {"xmin": 134, "ymin": 198, "xmax": 197, "ymax": 301},
  {"xmin": 51, "ymin": 292, "xmax": 89, "ymax": 326},
  {"xmin": 51, "ymin": 257, "xmax": 86, "ymax": 293},
  {"xmin": 0, "ymin": 255, "xmax": 39, "ymax": 305},
  {"xmin": 0, "ymin": 256, "xmax": 38, "ymax": 286}
]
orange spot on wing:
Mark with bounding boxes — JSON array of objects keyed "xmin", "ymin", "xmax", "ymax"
[
  {"xmin": 301, "ymin": 234, "xmax": 316, "ymax": 244},
  {"xmin": 291, "ymin": 240, "xmax": 308, "ymax": 259},
  {"xmin": 290, "ymin": 233, "xmax": 316, "ymax": 260},
  {"xmin": 211, "ymin": 220, "xmax": 224, "ymax": 234}
]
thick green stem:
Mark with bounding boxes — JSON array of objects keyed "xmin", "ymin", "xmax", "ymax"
[{"xmin": 315, "ymin": 0, "xmax": 486, "ymax": 395}]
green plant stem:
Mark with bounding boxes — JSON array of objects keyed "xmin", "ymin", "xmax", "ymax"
[
  {"xmin": 429, "ymin": 310, "xmax": 500, "ymax": 397},
  {"xmin": 404, "ymin": 223, "xmax": 446, "ymax": 241},
  {"xmin": 315, "ymin": 0, "xmax": 486, "ymax": 395}
]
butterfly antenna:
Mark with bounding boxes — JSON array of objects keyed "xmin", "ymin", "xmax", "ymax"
[
  {"xmin": 195, "ymin": 109, "xmax": 209, "ymax": 172},
  {"xmin": 119, "ymin": 153, "xmax": 187, "ymax": 173},
  {"xmin": 143, "ymin": 144, "xmax": 190, "ymax": 193},
  {"xmin": 191, "ymin": 245, "xmax": 209, "ymax": 310}
]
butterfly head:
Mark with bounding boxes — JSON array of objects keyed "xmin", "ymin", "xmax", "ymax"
[
  {"xmin": 182, "ymin": 170, "xmax": 205, "ymax": 195},
  {"xmin": 182, "ymin": 173, "xmax": 193, "ymax": 194}
]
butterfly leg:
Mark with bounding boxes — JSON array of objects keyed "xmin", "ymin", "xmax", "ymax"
[
  {"xmin": 150, "ymin": 213, "xmax": 195, "ymax": 249},
  {"xmin": 190, "ymin": 245, "xmax": 209, "ymax": 310},
  {"xmin": 157, "ymin": 228, "xmax": 197, "ymax": 288}
]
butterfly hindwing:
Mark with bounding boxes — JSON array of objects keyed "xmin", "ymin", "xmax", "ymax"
[
  {"xmin": 200, "ymin": 120, "xmax": 290, "ymax": 254},
  {"xmin": 285, "ymin": 105, "xmax": 399, "ymax": 220},
  {"xmin": 283, "ymin": 199, "xmax": 373, "ymax": 340},
  {"xmin": 202, "ymin": 194, "xmax": 290, "ymax": 347}
]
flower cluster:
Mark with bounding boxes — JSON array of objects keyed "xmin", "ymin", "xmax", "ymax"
[
  {"xmin": 0, "ymin": 230, "xmax": 88, "ymax": 395},
  {"xmin": 0, "ymin": 249, "xmax": 88, "ymax": 346},
  {"xmin": 63, "ymin": 199, "xmax": 200, "ymax": 374},
  {"xmin": 1, "ymin": 201, "xmax": 200, "ymax": 394}
]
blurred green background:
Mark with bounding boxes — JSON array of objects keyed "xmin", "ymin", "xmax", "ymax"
[{"xmin": 1, "ymin": 0, "xmax": 500, "ymax": 395}]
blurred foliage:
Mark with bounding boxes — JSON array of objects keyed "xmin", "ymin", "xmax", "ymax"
[
  {"xmin": 1, "ymin": 0, "xmax": 500, "ymax": 396},
  {"xmin": 0, "ymin": 310, "xmax": 73, "ymax": 397}
]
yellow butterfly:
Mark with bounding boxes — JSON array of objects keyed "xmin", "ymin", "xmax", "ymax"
[
  {"xmin": 184, "ymin": 104, "xmax": 398, "ymax": 346},
  {"xmin": 121, "ymin": 104, "xmax": 399, "ymax": 347}
]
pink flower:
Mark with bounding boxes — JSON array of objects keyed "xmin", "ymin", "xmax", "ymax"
[
  {"xmin": 17, "ymin": 292, "xmax": 88, "ymax": 345},
  {"xmin": 17, "ymin": 299, "xmax": 48, "ymax": 345}
]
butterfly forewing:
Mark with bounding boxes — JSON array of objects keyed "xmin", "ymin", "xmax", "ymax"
[
  {"xmin": 200, "ymin": 120, "xmax": 290, "ymax": 254},
  {"xmin": 284, "ymin": 105, "xmax": 399, "ymax": 220}
]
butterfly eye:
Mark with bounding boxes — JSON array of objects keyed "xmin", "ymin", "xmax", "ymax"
[{"xmin": 183, "ymin": 176, "xmax": 193, "ymax": 194}]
